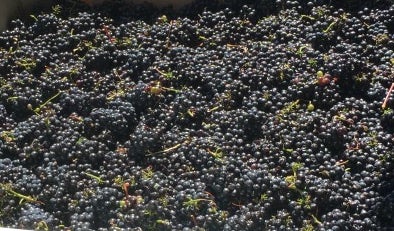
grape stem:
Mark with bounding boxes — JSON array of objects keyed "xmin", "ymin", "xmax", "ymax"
[{"xmin": 382, "ymin": 83, "xmax": 394, "ymax": 109}]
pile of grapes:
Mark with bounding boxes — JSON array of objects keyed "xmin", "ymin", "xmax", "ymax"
[{"xmin": 0, "ymin": 0, "xmax": 393, "ymax": 230}]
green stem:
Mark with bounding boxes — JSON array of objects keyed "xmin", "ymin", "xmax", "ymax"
[{"xmin": 84, "ymin": 172, "xmax": 103, "ymax": 184}]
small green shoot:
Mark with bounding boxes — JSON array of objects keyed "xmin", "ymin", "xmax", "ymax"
[
  {"xmin": 158, "ymin": 195, "xmax": 169, "ymax": 207},
  {"xmin": 199, "ymin": 35, "xmax": 207, "ymax": 40},
  {"xmin": 307, "ymin": 58, "xmax": 317, "ymax": 67},
  {"xmin": 158, "ymin": 15, "xmax": 168, "ymax": 24},
  {"xmin": 311, "ymin": 214, "xmax": 322, "ymax": 225},
  {"xmin": 300, "ymin": 15, "xmax": 316, "ymax": 21},
  {"xmin": 156, "ymin": 219, "xmax": 170, "ymax": 225},
  {"xmin": 147, "ymin": 141, "xmax": 187, "ymax": 156},
  {"xmin": 76, "ymin": 136, "xmax": 87, "ymax": 145},
  {"xmin": 323, "ymin": 20, "xmax": 337, "ymax": 33},
  {"xmin": 262, "ymin": 91, "xmax": 271, "ymax": 100},
  {"xmin": 115, "ymin": 37, "xmax": 133, "ymax": 48},
  {"xmin": 301, "ymin": 221, "xmax": 314, "ymax": 231},
  {"xmin": 114, "ymin": 176, "xmax": 135, "ymax": 189},
  {"xmin": 0, "ymin": 77, "xmax": 11, "ymax": 90},
  {"xmin": 277, "ymin": 99, "xmax": 300, "ymax": 121},
  {"xmin": 142, "ymin": 166, "xmax": 154, "ymax": 180},
  {"xmin": 285, "ymin": 175, "xmax": 297, "ymax": 189},
  {"xmin": 107, "ymin": 89, "xmax": 125, "ymax": 101},
  {"xmin": 187, "ymin": 108, "xmax": 195, "ymax": 117},
  {"xmin": 296, "ymin": 194, "xmax": 311, "ymax": 209},
  {"xmin": 278, "ymin": 63, "xmax": 290, "ymax": 80},
  {"xmin": 36, "ymin": 220, "xmax": 49, "ymax": 231},
  {"xmin": 292, "ymin": 162, "xmax": 303, "ymax": 173},
  {"xmin": 84, "ymin": 172, "xmax": 104, "ymax": 184},
  {"xmin": 6, "ymin": 96, "xmax": 18, "ymax": 103},
  {"xmin": 32, "ymin": 91, "xmax": 62, "ymax": 115},
  {"xmin": 296, "ymin": 46, "xmax": 308, "ymax": 57},
  {"xmin": 283, "ymin": 147, "xmax": 294, "ymax": 154},
  {"xmin": 367, "ymin": 131, "xmax": 379, "ymax": 147},
  {"xmin": 260, "ymin": 193, "xmax": 268, "ymax": 202},
  {"xmin": 383, "ymin": 107, "xmax": 393, "ymax": 115},
  {"xmin": 15, "ymin": 57, "xmax": 36, "ymax": 71},
  {"xmin": 285, "ymin": 162, "xmax": 303, "ymax": 190},
  {"xmin": 374, "ymin": 34, "xmax": 389, "ymax": 45},
  {"xmin": 323, "ymin": 13, "xmax": 348, "ymax": 34},
  {"xmin": 30, "ymin": 15, "xmax": 38, "ymax": 21},
  {"xmin": 183, "ymin": 196, "xmax": 216, "ymax": 210},
  {"xmin": 143, "ymin": 209, "xmax": 157, "ymax": 217},
  {"xmin": 113, "ymin": 176, "xmax": 124, "ymax": 187},
  {"xmin": 52, "ymin": 5, "xmax": 62, "ymax": 15},
  {"xmin": 207, "ymin": 147, "xmax": 224, "ymax": 159},
  {"xmin": 1, "ymin": 131, "xmax": 15, "ymax": 143},
  {"xmin": 73, "ymin": 40, "xmax": 95, "ymax": 53},
  {"xmin": 207, "ymin": 106, "xmax": 220, "ymax": 113},
  {"xmin": 154, "ymin": 67, "xmax": 174, "ymax": 79},
  {"xmin": 147, "ymin": 81, "xmax": 181, "ymax": 95},
  {"xmin": 0, "ymin": 183, "xmax": 42, "ymax": 205}
]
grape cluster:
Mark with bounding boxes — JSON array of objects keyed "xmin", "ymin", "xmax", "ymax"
[{"xmin": 0, "ymin": 0, "xmax": 393, "ymax": 230}]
